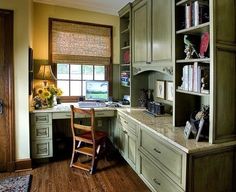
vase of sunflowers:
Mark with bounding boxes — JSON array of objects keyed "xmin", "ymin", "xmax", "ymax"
[{"xmin": 33, "ymin": 85, "xmax": 63, "ymax": 109}]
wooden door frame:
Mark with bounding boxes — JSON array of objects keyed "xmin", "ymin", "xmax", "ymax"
[{"xmin": 0, "ymin": 9, "xmax": 15, "ymax": 171}]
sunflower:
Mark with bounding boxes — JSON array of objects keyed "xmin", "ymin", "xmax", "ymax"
[
  {"xmin": 36, "ymin": 88, "xmax": 44, "ymax": 95},
  {"xmin": 41, "ymin": 90, "xmax": 51, "ymax": 99}
]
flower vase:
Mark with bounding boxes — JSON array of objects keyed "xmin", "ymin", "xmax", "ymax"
[{"xmin": 47, "ymin": 96, "xmax": 54, "ymax": 108}]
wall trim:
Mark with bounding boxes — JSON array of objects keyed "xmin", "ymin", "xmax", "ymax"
[{"xmin": 15, "ymin": 158, "xmax": 32, "ymax": 172}]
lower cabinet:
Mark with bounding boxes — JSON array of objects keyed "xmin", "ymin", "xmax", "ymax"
[
  {"xmin": 116, "ymin": 112, "xmax": 138, "ymax": 171},
  {"xmin": 138, "ymin": 127, "xmax": 186, "ymax": 191},
  {"xmin": 30, "ymin": 112, "xmax": 53, "ymax": 159},
  {"xmin": 139, "ymin": 153, "xmax": 184, "ymax": 192}
]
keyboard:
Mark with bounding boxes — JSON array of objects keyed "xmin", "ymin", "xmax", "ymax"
[{"xmin": 77, "ymin": 101, "xmax": 107, "ymax": 108}]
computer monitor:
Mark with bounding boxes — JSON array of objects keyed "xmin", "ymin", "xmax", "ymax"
[{"xmin": 85, "ymin": 80, "xmax": 109, "ymax": 101}]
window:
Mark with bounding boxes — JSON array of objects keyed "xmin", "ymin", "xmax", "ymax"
[
  {"xmin": 49, "ymin": 18, "xmax": 112, "ymax": 100},
  {"xmin": 57, "ymin": 64, "xmax": 105, "ymax": 96}
]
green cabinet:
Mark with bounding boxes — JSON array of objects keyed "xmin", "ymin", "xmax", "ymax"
[
  {"xmin": 132, "ymin": 0, "xmax": 173, "ymax": 74},
  {"xmin": 115, "ymin": 111, "xmax": 139, "ymax": 171},
  {"xmin": 30, "ymin": 113, "xmax": 53, "ymax": 159},
  {"xmin": 132, "ymin": 0, "xmax": 151, "ymax": 65}
]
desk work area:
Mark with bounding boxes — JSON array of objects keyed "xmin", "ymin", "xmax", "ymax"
[
  {"xmin": 30, "ymin": 102, "xmax": 121, "ymax": 159},
  {"xmin": 30, "ymin": 103, "xmax": 236, "ymax": 191}
]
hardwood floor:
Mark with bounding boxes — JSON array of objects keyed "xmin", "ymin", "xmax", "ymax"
[{"xmin": 0, "ymin": 155, "xmax": 150, "ymax": 192}]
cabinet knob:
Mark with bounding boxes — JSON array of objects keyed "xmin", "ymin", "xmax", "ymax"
[
  {"xmin": 153, "ymin": 178, "xmax": 161, "ymax": 185},
  {"xmin": 153, "ymin": 148, "xmax": 161, "ymax": 154}
]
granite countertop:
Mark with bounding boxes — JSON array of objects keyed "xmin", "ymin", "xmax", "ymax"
[
  {"xmin": 117, "ymin": 108, "xmax": 236, "ymax": 154},
  {"xmin": 30, "ymin": 103, "xmax": 117, "ymax": 113}
]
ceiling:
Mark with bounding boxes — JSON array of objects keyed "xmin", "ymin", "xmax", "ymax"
[{"xmin": 34, "ymin": 0, "xmax": 134, "ymax": 15}]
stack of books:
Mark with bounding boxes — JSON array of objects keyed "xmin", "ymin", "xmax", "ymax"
[
  {"xmin": 121, "ymin": 72, "xmax": 130, "ymax": 86},
  {"xmin": 185, "ymin": 1, "xmax": 209, "ymax": 28},
  {"xmin": 180, "ymin": 62, "xmax": 209, "ymax": 94}
]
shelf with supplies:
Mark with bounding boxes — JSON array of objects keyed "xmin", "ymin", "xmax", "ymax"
[{"xmin": 119, "ymin": 3, "xmax": 131, "ymax": 96}]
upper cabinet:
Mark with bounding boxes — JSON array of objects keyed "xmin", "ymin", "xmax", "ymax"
[{"xmin": 132, "ymin": 0, "xmax": 174, "ymax": 75}]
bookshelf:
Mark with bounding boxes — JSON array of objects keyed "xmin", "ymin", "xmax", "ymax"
[
  {"xmin": 174, "ymin": 0, "xmax": 236, "ymax": 144},
  {"xmin": 174, "ymin": 0, "xmax": 211, "ymax": 140},
  {"xmin": 119, "ymin": 3, "xmax": 131, "ymax": 94}
]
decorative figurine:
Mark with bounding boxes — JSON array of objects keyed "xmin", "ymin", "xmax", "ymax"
[
  {"xmin": 199, "ymin": 32, "xmax": 209, "ymax": 58},
  {"xmin": 184, "ymin": 35, "xmax": 198, "ymax": 59}
]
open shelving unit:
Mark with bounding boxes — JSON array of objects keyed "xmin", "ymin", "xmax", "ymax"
[
  {"xmin": 119, "ymin": 3, "xmax": 131, "ymax": 96},
  {"xmin": 174, "ymin": 0, "xmax": 211, "ymax": 141}
]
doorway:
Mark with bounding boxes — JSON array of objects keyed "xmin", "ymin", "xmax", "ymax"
[{"xmin": 0, "ymin": 9, "xmax": 15, "ymax": 172}]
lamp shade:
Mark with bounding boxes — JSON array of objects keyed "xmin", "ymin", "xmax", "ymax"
[{"xmin": 36, "ymin": 64, "xmax": 56, "ymax": 80}]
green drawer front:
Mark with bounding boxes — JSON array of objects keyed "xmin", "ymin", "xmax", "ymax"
[
  {"xmin": 32, "ymin": 140, "xmax": 53, "ymax": 159},
  {"xmin": 31, "ymin": 124, "xmax": 52, "ymax": 140},
  {"xmin": 31, "ymin": 113, "xmax": 52, "ymax": 124},
  {"xmin": 140, "ymin": 153, "xmax": 184, "ymax": 192},
  {"xmin": 140, "ymin": 129, "xmax": 185, "ymax": 187},
  {"xmin": 118, "ymin": 114, "xmax": 137, "ymax": 136}
]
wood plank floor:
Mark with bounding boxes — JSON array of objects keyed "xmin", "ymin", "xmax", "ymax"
[{"xmin": 0, "ymin": 156, "xmax": 150, "ymax": 192}]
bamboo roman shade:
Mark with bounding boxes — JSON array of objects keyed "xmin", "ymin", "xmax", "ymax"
[{"xmin": 51, "ymin": 19, "xmax": 112, "ymax": 65}]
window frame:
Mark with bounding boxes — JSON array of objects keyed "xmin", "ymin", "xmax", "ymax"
[{"xmin": 48, "ymin": 18, "xmax": 113, "ymax": 102}]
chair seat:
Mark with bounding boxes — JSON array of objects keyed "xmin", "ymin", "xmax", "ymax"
[{"xmin": 79, "ymin": 131, "xmax": 107, "ymax": 142}]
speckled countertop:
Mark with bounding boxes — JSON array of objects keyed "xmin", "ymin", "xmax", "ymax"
[{"xmin": 117, "ymin": 108, "xmax": 236, "ymax": 154}]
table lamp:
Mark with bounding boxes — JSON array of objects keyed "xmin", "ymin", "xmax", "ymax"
[{"xmin": 36, "ymin": 64, "xmax": 56, "ymax": 87}]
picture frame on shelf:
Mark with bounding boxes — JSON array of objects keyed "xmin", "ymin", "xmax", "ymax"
[
  {"xmin": 156, "ymin": 80, "xmax": 165, "ymax": 99},
  {"xmin": 166, "ymin": 81, "xmax": 174, "ymax": 101}
]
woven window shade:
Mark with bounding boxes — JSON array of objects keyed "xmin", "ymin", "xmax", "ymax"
[{"xmin": 51, "ymin": 20, "xmax": 111, "ymax": 65}]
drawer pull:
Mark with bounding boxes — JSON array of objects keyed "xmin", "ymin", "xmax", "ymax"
[
  {"xmin": 36, "ymin": 116, "xmax": 47, "ymax": 121},
  {"xmin": 124, "ymin": 120, "xmax": 128, "ymax": 124},
  {"xmin": 153, "ymin": 178, "xmax": 161, "ymax": 185},
  {"xmin": 123, "ymin": 130, "xmax": 128, "ymax": 134},
  {"xmin": 153, "ymin": 148, "xmax": 161, "ymax": 154}
]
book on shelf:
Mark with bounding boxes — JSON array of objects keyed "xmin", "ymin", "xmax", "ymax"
[
  {"xmin": 192, "ymin": 1, "xmax": 209, "ymax": 27},
  {"xmin": 185, "ymin": 3, "xmax": 192, "ymax": 28}
]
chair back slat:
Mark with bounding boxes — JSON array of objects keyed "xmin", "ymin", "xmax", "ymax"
[
  {"xmin": 73, "ymin": 123, "xmax": 92, "ymax": 132},
  {"xmin": 70, "ymin": 105, "xmax": 95, "ymax": 142}
]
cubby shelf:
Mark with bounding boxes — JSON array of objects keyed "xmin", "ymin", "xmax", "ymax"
[
  {"xmin": 176, "ymin": 89, "xmax": 210, "ymax": 96},
  {"xmin": 176, "ymin": 22, "xmax": 210, "ymax": 35},
  {"xmin": 176, "ymin": 58, "xmax": 210, "ymax": 63}
]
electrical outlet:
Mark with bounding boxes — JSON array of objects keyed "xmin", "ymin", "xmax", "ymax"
[{"xmin": 97, "ymin": 120, "xmax": 102, "ymax": 127}]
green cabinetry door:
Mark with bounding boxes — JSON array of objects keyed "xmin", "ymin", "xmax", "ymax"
[
  {"xmin": 132, "ymin": 0, "xmax": 151, "ymax": 65},
  {"xmin": 152, "ymin": 0, "xmax": 172, "ymax": 63},
  {"xmin": 132, "ymin": 0, "xmax": 173, "ymax": 68}
]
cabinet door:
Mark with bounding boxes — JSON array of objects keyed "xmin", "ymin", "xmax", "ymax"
[
  {"xmin": 132, "ymin": 0, "xmax": 151, "ymax": 65},
  {"xmin": 127, "ymin": 131, "xmax": 137, "ymax": 170},
  {"xmin": 152, "ymin": 0, "xmax": 172, "ymax": 63},
  {"xmin": 119, "ymin": 126, "xmax": 127, "ymax": 157}
]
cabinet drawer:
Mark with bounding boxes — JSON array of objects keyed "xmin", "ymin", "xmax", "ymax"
[
  {"xmin": 31, "ymin": 113, "xmax": 52, "ymax": 124},
  {"xmin": 32, "ymin": 140, "xmax": 53, "ymax": 158},
  {"xmin": 31, "ymin": 124, "xmax": 52, "ymax": 140},
  {"xmin": 139, "ymin": 153, "xmax": 184, "ymax": 192},
  {"xmin": 140, "ymin": 129, "xmax": 186, "ymax": 188},
  {"xmin": 118, "ymin": 113, "xmax": 138, "ymax": 136}
]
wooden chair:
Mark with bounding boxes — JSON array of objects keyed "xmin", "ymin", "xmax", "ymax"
[{"xmin": 70, "ymin": 105, "xmax": 107, "ymax": 174}]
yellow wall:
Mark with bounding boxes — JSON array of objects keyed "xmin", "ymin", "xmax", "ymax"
[
  {"xmin": 1, "ymin": 0, "xmax": 33, "ymax": 160},
  {"xmin": 33, "ymin": 3, "xmax": 120, "ymax": 64}
]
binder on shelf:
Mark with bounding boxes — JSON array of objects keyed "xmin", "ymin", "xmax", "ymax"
[
  {"xmin": 192, "ymin": 1, "xmax": 209, "ymax": 27},
  {"xmin": 185, "ymin": 3, "xmax": 192, "ymax": 28}
]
